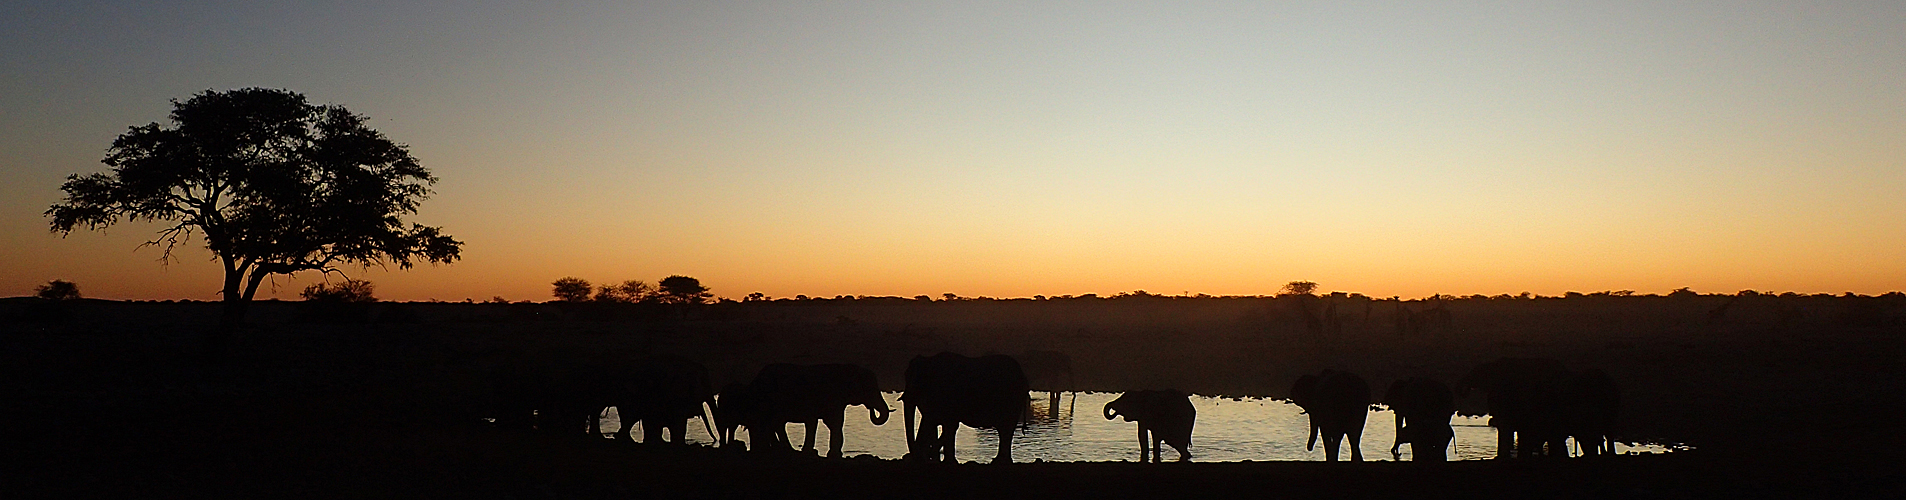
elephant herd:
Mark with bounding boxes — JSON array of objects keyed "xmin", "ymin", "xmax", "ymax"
[{"xmin": 485, "ymin": 353, "xmax": 1618, "ymax": 463}]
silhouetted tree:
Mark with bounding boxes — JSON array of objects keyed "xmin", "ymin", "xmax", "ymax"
[
  {"xmin": 45, "ymin": 88, "xmax": 460, "ymax": 351},
  {"xmin": 300, "ymin": 279, "xmax": 376, "ymax": 302},
  {"xmin": 594, "ymin": 280, "xmax": 653, "ymax": 303},
  {"xmin": 551, "ymin": 277, "xmax": 593, "ymax": 302},
  {"xmin": 1280, "ymin": 281, "xmax": 1318, "ymax": 297},
  {"xmin": 34, "ymin": 280, "xmax": 81, "ymax": 300},
  {"xmin": 657, "ymin": 275, "xmax": 710, "ymax": 305},
  {"xmin": 743, "ymin": 292, "xmax": 769, "ymax": 302}
]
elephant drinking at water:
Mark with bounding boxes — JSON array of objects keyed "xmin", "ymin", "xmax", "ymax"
[
  {"xmin": 1103, "ymin": 390, "xmax": 1196, "ymax": 462},
  {"xmin": 741, "ymin": 363, "xmax": 892, "ymax": 457}
]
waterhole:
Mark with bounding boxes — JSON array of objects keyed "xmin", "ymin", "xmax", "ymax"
[{"xmin": 603, "ymin": 392, "xmax": 1682, "ymax": 462}]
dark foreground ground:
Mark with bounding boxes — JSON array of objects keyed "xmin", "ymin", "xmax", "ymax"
[{"xmin": 4, "ymin": 295, "xmax": 1904, "ymax": 498}]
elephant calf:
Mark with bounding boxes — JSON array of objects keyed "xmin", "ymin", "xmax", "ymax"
[{"xmin": 1104, "ymin": 390, "xmax": 1196, "ymax": 462}]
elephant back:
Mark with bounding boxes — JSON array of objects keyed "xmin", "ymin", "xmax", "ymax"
[
  {"xmin": 1459, "ymin": 358, "xmax": 1568, "ymax": 430},
  {"xmin": 904, "ymin": 352, "xmax": 1029, "ymax": 429}
]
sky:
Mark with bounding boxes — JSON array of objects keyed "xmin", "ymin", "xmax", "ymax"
[{"xmin": 3, "ymin": 1, "xmax": 1903, "ymax": 302}]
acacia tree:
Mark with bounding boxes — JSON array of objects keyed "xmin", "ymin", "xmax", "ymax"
[
  {"xmin": 657, "ymin": 275, "xmax": 711, "ymax": 305},
  {"xmin": 46, "ymin": 88, "xmax": 461, "ymax": 333}
]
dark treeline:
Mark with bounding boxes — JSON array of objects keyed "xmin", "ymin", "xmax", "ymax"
[{"xmin": 5, "ymin": 291, "xmax": 1905, "ymax": 496}]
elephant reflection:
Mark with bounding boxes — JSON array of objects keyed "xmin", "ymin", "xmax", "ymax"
[
  {"xmin": 1460, "ymin": 358, "xmax": 1619, "ymax": 459},
  {"xmin": 1103, "ymin": 390, "xmax": 1196, "ymax": 462},
  {"xmin": 1382, "ymin": 377, "xmax": 1455, "ymax": 461},
  {"xmin": 1291, "ymin": 370, "xmax": 1371, "ymax": 462},
  {"xmin": 727, "ymin": 363, "xmax": 892, "ymax": 457},
  {"xmin": 903, "ymin": 352, "xmax": 1030, "ymax": 464}
]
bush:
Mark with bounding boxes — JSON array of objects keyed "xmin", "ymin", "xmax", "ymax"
[{"xmin": 301, "ymin": 280, "xmax": 377, "ymax": 303}]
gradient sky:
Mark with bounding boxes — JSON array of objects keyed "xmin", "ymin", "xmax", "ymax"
[{"xmin": 3, "ymin": 1, "xmax": 1903, "ymax": 301}]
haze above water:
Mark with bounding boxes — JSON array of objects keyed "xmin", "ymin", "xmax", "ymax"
[{"xmin": 606, "ymin": 392, "xmax": 1679, "ymax": 462}]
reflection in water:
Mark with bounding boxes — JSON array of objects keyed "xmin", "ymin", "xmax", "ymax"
[{"xmin": 603, "ymin": 392, "xmax": 1681, "ymax": 462}]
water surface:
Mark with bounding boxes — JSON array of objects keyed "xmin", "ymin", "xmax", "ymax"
[{"xmin": 605, "ymin": 392, "xmax": 1679, "ymax": 462}]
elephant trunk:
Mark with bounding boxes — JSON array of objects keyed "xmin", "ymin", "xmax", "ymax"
[
  {"xmin": 868, "ymin": 403, "xmax": 891, "ymax": 426},
  {"xmin": 1306, "ymin": 419, "xmax": 1319, "ymax": 451},
  {"xmin": 700, "ymin": 397, "xmax": 718, "ymax": 443}
]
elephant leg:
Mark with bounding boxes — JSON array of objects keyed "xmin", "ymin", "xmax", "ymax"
[
  {"xmin": 644, "ymin": 416, "xmax": 665, "ymax": 444},
  {"xmin": 670, "ymin": 420, "xmax": 688, "ymax": 444},
  {"xmin": 801, "ymin": 419, "xmax": 819, "ymax": 454},
  {"xmin": 1349, "ymin": 427, "xmax": 1365, "ymax": 462},
  {"xmin": 1497, "ymin": 428, "xmax": 1514, "ymax": 459},
  {"xmin": 1391, "ymin": 415, "xmax": 1405, "ymax": 458},
  {"xmin": 1322, "ymin": 432, "xmax": 1341, "ymax": 462},
  {"xmin": 824, "ymin": 413, "xmax": 845, "ymax": 458},
  {"xmin": 995, "ymin": 425, "xmax": 1015, "ymax": 464},
  {"xmin": 942, "ymin": 424, "xmax": 960, "ymax": 463}
]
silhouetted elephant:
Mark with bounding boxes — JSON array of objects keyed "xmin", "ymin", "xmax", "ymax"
[
  {"xmin": 604, "ymin": 355, "xmax": 717, "ymax": 445},
  {"xmin": 742, "ymin": 363, "xmax": 892, "ymax": 457},
  {"xmin": 483, "ymin": 352, "xmax": 605, "ymax": 436},
  {"xmin": 1559, "ymin": 368, "xmax": 1620, "ymax": 457},
  {"xmin": 1017, "ymin": 350, "xmax": 1076, "ymax": 411},
  {"xmin": 1382, "ymin": 377, "xmax": 1455, "ymax": 461},
  {"xmin": 903, "ymin": 352, "xmax": 1030, "ymax": 464},
  {"xmin": 1103, "ymin": 390, "xmax": 1196, "ymax": 462},
  {"xmin": 712, "ymin": 382, "xmax": 762, "ymax": 449},
  {"xmin": 1291, "ymin": 370, "xmax": 1371, "ymax": 462},
  {"xmin": 1459, "ymin": 357, "xmax": 1570, "ymax": 458}
]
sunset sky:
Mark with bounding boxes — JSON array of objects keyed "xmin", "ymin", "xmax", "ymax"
[{"xmin": 3, "ymin": 1, "xmax": 1903, "ymax": 302}]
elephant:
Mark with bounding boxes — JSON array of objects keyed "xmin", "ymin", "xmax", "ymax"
[
  {"xmin": 1382, "ymin": 377, "xmax": 1456, "ymax": 461},
  {"xmin": 1103, "ymin": 390, "xmax": 1196, "ymax": 462},
  {"xmin": 482, "ymin": 350, "xmax": 608, "ymax": 436},
  {"xmin": 902, "ymin": 352, "xmax": 1030, "ymax": 464},
  {"xmin": 740, "ymin": 363, "xmax": 892, "ymax": 457},
  {"xmin": 1559, "ymin": 368, "xmax": 1620, "ymax": 457},
  {"xmin": 712, "ymin": 382, "xmax": 760, "ymax": 449},
  {"xmin": 1290, "ymin": 370, "xmax": 1371, "ymax": 462},
  {"xmin": 1458, "ymin": 357, "xmax": 1571, "ymax": 458},
  {"xmin": 602, "ymin": 355, "xmax": 717, "ymax": 445},
  {"xmin": 1017, "ymin": 350, "xmax": 1076, "ymax": 413}
]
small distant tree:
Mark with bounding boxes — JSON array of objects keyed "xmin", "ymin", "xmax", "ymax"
[
  {"xmin": 743, "ymin": 292, "xmax": 769, "ymax": 302},
  {"xmin": 656, "ymin": 275, "xmax": 711, "ymax": 305},
  {"xmin": 35, "ymin": 280, "xmax": 82, "ymax": 300},
  {"xmin": 1279, "ymin": 281, "xmax": 1318, "ymax": 297},
  {"xmin": 595, "ymin": 280, "xmax": 654, "ymax": 303},
  {"xmin": 551, "ymin": 277, "xmax": 593, "ymax": 302},
  {"xmin": 300, "ymin": 279, "xmax": 376, "ymax": 302}
]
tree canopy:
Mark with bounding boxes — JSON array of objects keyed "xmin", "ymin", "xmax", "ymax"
[
  {"xmin": 46, "ymin": 88, "xmax": 460, "ymax": 315},
  {"xmin": 657, "ymin": 276, "xmax": 711, "ymax": 304}
]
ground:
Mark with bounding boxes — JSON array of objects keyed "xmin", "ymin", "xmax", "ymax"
[{"xmin": 3, "ymin": 295, "xmax": 1902, "ymax": 498}]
